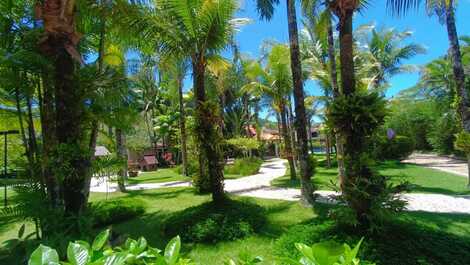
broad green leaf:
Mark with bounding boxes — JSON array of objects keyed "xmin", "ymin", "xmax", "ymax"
[
  {"xmin": 92, "ymin": 229, "xmax": 110, "ymax": 251},
  {"xmin": 311, "ymin": 241, "xmax": 344, "ymax": 265},
  {"xmin": 164, "ymin": 236, "xmax": 181, "ymax": 265},
  {"xmin": 295, "ymin": 243, "xmax": 315, "ymax": 262},
  {"xmin": 104, "ymin": 253, "xmax": 127, "ymax": 265},
  {"xmin": 28, "ymin": 244, "xmax": 60, "ymax": 265},
  {"xmin": 67, "ymin": 241, "xmax": 90, "ymax": 265}
]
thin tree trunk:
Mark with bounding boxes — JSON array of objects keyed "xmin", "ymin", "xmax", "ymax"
[
  {"xmin": 177, "ymin": 75, "xmax": 188, "ymax": 176},
  {"xmin": 280, "ymin": 104, "xmax": 297, "ymax": 180},
  {"xmin": 286, "ymin": 0, "xmax": 314, "ymax": 203},
  {"xmin": 116, "ymin": 128, "xmax": 127, "ymax": 192},
  {"xmin": 326, "ymin": 133, "xmax": 331, "ymax": 168},
  {"xmin": 326, "ymin": 8, "xmax": 346, "ymax": 183},
  {"xmin": 287, "ymin": 100, "xmax": 298, "ymax": 166},
  {"xmin": 445, "ymin": 1, "xmax": 470, "ymax": 186},
  {"xmin": 26, "ymin": 93, "xmax": 38, "ymax": 166},
  {"xmin": 193, "ymin": 55, "xmax": 225, "ymax": 203},
  {"xmin": 14, "ymin": 86, "xmax": 33, "ymax": 178}
]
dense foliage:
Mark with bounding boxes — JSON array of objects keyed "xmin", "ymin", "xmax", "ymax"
[
  {"xmin": 27, "ymin": 228, "xmax": 367, "ymax": 265},
  {"xmin": 163, "ymin": 200, "xmax": 266, "ymax": 243}
]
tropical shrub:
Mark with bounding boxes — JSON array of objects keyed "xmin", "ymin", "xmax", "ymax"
[
  {"xmin": 89, "ymin": 198, "xmax": 146, "ymax": 227},
  {"xmin": 225, "ymin": 157, "xmax": 263, "ymax": 176},
  {"xmin": 226, "ymin": 137, "xmax": 262, "ymax": 157},
  {"xmin": 372, "ymin": 135, "xmax": 414, "ymax": 160},
  {"xmin": 427, "ymin": 114, "xmax": 459, "ymax": 155},
  {"xmin": 174, "ymin": 159, "xmax": 199, "ymax": 176},
  {"xmin": 164, "ymin": 200, "xmax": 266, "ymax": 243},
  {"xmin": 27, "ymin": 229, "xmax": 192, "ymax": 265},
  {"xmin": 28, "ymin": 229, "xmax": 367, "ymax": 265}
]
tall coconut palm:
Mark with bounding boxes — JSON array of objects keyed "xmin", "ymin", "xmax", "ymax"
[
  {"xmin": 124, "ymin": 0, "xmax": 245, "ymax": 202},
  {"xmin": 256, "ymin": 0, "xmax": 315, "ymax": 203},
  {"xmin": 387, "ymin": 0, "xmax": 470, "ymax": 185},
  {"xmin": 364, "ymin": 27, "xmax": 425, "ymax": 89},
  {"xmin": 327, "ymin": 0, "xmax": 392, "ymax": 226},
  {"xmin": 242, "ymin": 46, "xmax": 298, "ymax": 179}
]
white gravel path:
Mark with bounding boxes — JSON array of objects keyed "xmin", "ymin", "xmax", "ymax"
[
  {"xmin": 90, "ymin": 158, "xmax": 470, "ymax": 214},
  {"xmin": 403, "ymin": 153, "xmax": 468, "ymax": 177}
]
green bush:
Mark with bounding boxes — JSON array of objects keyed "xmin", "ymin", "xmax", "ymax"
[
  {"xmin": 373, "ymin": 135, "xmax": 415, "ymax": 160},
  {"xmin": 275, "ymin": 219, "xmax": 470, "ymax": 265},
  {"xmin": 164, "ymin": 199, "xmax": 266, "ymax": 243},
  {"xmin": 174, "ymin": 159, "xmax": 199, "ymax": 176},
  {"xmin": 427, "ymin": 114, "xmax": 459, "ymax": 155},
  {"xmin": 225, "ymin": 157, "xmax": 263, "ymax": 176},
  {"xmin": 89, "ymin": 198, "xmax": 146, "ymax": 227},
  {"xmin": 28, "ymin": 228, "xmax": 367, "ymax": 265}
]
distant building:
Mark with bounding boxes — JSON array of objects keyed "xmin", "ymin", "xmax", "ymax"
[{"xmin": 94, "ymin": 146, "xmax": 110, "ymax": 157}]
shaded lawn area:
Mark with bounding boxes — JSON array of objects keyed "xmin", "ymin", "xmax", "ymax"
[
  {"xmin": 1, "ymin": 187, "xmax": 470, "ymax": 264},
  {"xmin": 126, "ymin": 168, "xmax": 190, "ymax": 184},
  {"xmin": 90, "ymin": 188, "xmax": 316, "ymax": 264},
  {"xmin": 272, "ymin": 155, "xmax": 470, "ymax": 195}
]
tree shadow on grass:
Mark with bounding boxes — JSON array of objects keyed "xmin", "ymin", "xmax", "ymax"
[
  {"xmin": 122, "ymin": 187, "xmax": 196, "ymax": 200},
  {"xmin": 275, "ymin": 207, "xmax": 470, "ymax": 265},
  {"xmin": 408, "ymin": 184, "xmax": 470, "ymax": 195}
]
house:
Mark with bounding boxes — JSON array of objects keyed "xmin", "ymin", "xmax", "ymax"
[{"xmin": 139, "ymin": 155, "xmax": 157, "ymax": 171}]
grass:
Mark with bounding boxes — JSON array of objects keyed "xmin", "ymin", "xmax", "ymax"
[
  {"xmin": 126, "ymin": 168, "xmax": 189, "ymax": 184},
  {"xmin": 272, "ymin": 154, "xmax": 470, "ymax": 195},
  {"xmin": 1, "ymin": 187, "xmax": 470, "ymax": 264},
  {"xmin": 224, "ymin": 157, "xmax": 264, "ymax": 179}
]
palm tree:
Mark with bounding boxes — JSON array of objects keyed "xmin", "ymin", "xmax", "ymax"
[
  {"xmin": 387, "ymin": 0, "xmax": 470, "ymax": 185},
  {"xmin": 255, "ymin": 0, "xmax": 315, "ymax": 203},
  {"xmin": 242, "ymin": 46, "xmax": 299, "ymax": 180},
  {"xmin": 125, "ymin": 0, "xmax": 244, "ymax": 202},
  {"xmin": 364, "ymin": 27, "xmax": 425, "ymax": 89},
  {"xmin": 35, "ymin": 0, "xmax": 92, "ymax": 214}
]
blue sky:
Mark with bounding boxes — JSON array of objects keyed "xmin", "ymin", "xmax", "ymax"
[{"xmin": 231, "ymin": 0, "xmax": 470, "ymax": 98}]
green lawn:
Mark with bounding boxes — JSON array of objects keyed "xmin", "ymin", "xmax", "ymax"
[
  {"xmin": 272, "ymin": 155, "xmax": 470, "ymax": 195},
  {"xmin": 1, "ymin": 187, "xmax": 470, "ymax": 264},
  {"xmin": 126, "ymin": 168, "xmax": 190, "ymax": 184}
]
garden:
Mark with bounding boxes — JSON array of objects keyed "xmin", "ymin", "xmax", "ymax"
[{"xmin": 1, "ymin": 0, "xmax": 470, "ymax": 264}]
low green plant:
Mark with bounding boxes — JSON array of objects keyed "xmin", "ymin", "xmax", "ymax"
[
  {"xmin": 164, "ymin": 200, "xmax": 266, "ymax": 243},
  {"xmin": 225, "ymin": 157, "xmax": 263, "ymax": 176},
  {"xmin": 28, "ymin": 229, "xmax": 193, "ymax": 265},
  {"xmin": 89, "ymin": 198, "xmax": 146, "ymax": 227},
  {"xmin": 28, "ymin": 229, "xmax": 368, "ymax": 265}
]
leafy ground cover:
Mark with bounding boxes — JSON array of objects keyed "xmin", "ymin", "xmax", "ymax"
[
  {"xmin": 272, "ymin": 155, "xmax": 470, "ymax": 195},
  {"xmin": 2, "ymin": 187, "xmax": 470, "ymax": 264}
]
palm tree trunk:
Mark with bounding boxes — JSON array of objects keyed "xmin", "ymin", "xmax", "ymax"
[
  {"xmin": 55, "ymin": 50, "xmax": 89, "ymax": 215},
  {"xmin": 326, "ymin": 133, "xmax": 331, "ymax": 168},
  {"xmin": 177, "ymin": 75, "xmax": 188, "ymax": 176},
  {"xmin": 286, "ymin": 0, "xmax": 315, "ymax": 203},
  {"xmin": 39, "ymin": 72, "xmax": 60, "ymax": 206},
  {"xmin": 280, "ymin": 104, "xmax": 297, "ymax": 180},
  {"xmin": 445, "ymin": 1, "xmax": 470, "ymax": 186},
  {"xmin": 337, "ymin": 10, "xmax": 373, "ymax": 225},
  {"xmin": 193, "ymin": 55, "xmax": 225, "ymax": 203},
  {"xmin": 326, "ymin": 9, "xmax": 345, "ymax": 182},
  {"xmin": 116, "ymin": 128, "xmax": 127, "ymax": 192}
]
